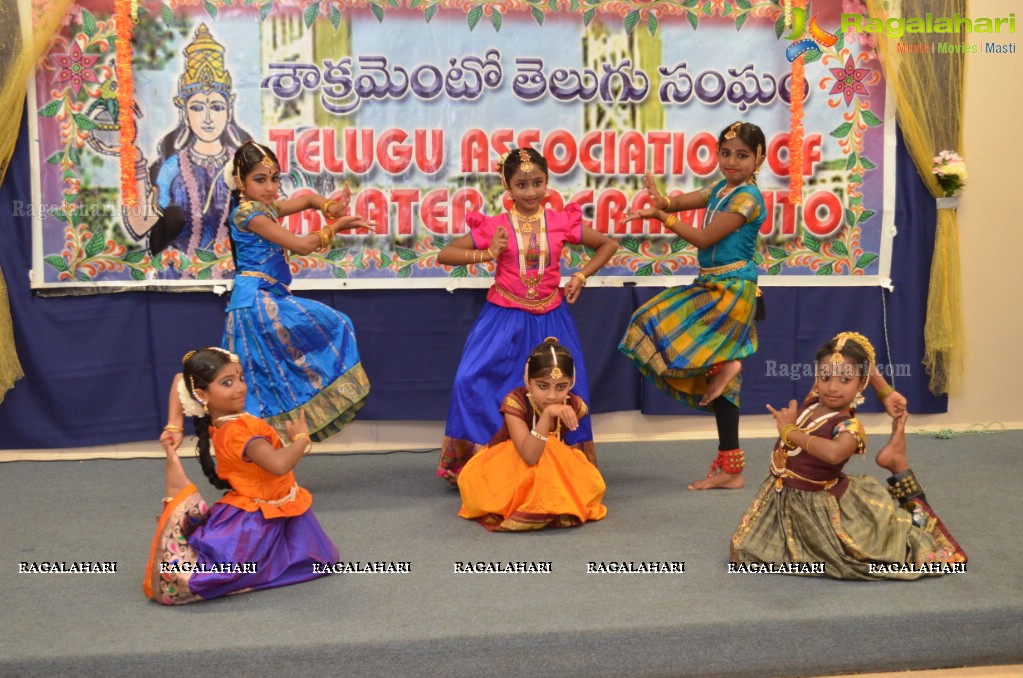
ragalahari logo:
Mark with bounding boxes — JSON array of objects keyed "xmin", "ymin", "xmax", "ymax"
[{"xmin": 784, "ymin": 6, "xmax": 839, "ymax": 62}]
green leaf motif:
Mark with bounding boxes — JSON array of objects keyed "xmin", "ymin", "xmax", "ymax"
[
  {"xmin": 844, "ymin": 208, "xmax": 856, "ymax": 227},
  {"xmin": 131, "ymin": 268, "xmax": 146, "ymax": 281},
  {"xmin": 583, "ymin": 8, "xmax": 595, "ymax": 25},
  {"xmin": 491, "ymin": 9, "xmax": 502, "ymax": 31},
  {"xmin": 752, "ymin": 251, "xmax": 763, "ymax": 265},
  {"xmin": 774, "ymin": 15, "xmax": 786, "ymax": 39},
  {"xmin": 860, "ymin": 156, "xmax": 877, "ymax": 170},
  {"xmin": 45, "ymin": 151, "xmax": 64, "ymax": 165},
  {"xmin": 424, "ymin": 5, "xmax": 438, "ymax": 22},
  {"xmin": 636, "ymin": 263, "xmax": 653, "ymax": 277},
  {"xmin": 73, "ymin": 114, "xmax": 97, "ymax": 131},
  {"xmin": 44, "ymin": 255, "xmax": 70, "ymax": 273},
  {"xmin": 39, "ymin": 100, "xmax": 61, "ymax": 117},
  {"xmin": 162, "ymin": 3, "xmax": 175, "ymax": 26},
  {"xmin": 371, "ymin": 3, "xmax": 385, "ymax": 22},
  {"xmin": 68, "ymin": 145, "xmax": 81, "ymax": 166},
  {"xmin": 859, "ymin": 209, "xmax": 876, "ymax": 223},
  {"xmin": 861, "ymin": 109, "xmax": 883, "ymax": 127},
  {"xmin": 452, "ymin": 265, "xmax": 468, "ymax": 278},
  {"xmin": 815, "ymin": 262, "xmax": 834, "ymax": 276},
  {"xmin": 204, "ymin": 0, "xmax": 218, "ymax": 19},
  {"xmin": 768, "ymin": 263, "xmax": 782, "ymax": 275},
  {"xmin": 84, "ymin": 233, "xmax": 105, "ymax": 258},
  {"xmin": 803, "ymin": 232, "xmax": 821, "ymax": 253},
  {"xmin": 669, "ymin": 237, "xmax": 688, "ymax": 253},
  {"xmin": 687, "ymin": 11, "xmax": 699, "ymax": 29},
  {"xmin": 623, "ymin": 10, "xmax": 640, "ymax": 34},
  {"xmin": 854, "ymin": 252, "xmax": 879, "ymax": 270},
  {"xmin": 802, "ymin": 48, "xmax": 822, "ymax": 64},
  {"xmin": 647, "ymin": 14, "xmax": 658, "ymax": 36},
  {"xmin": 398, "ymin": 266, "xmax": 413, "ymax": 279},
  {"xmin": 621, "ymin": 236, "xmax": 641, "ymax": 254},
  {"xmin": 735, "ymin": 13, "xmax": 748, "ymax": 31},
  {"xmin": 260, "ymin": 2, "xmax": 273, "ymax": 20},
  {"xmin": 124, "ymin": 250, "xmax": 147, "ymax": 264},
  {"xmin": 767, "ymin": 245, "xmax": 787, "ymax": 260},
  {"xmin": 197, "ymin": 267, "xmax": 213, "ymax": 280},
  {"xmin": 845, "ymin": 153, "xmax": 857, "ymax": 171},
  {"xmin": 531, "ymin": 6, "xmax": 544, "ymax": 25},
  {"xmin": 736, "ymin": 0, "xmax": 751, "ymax": 8},
  {"xmin": 194, "ymin": 248, "xmax": 218, "ymax": 263},
  {"xmin": 830, "ymin": 240, "xmax": 849, "ymax": 257},
  {"xmin": 332, "ymin": 267, "xmax": 348, "ymax": 279},
  {"xmin": 394, "ymin": 246, "xmax": 418, "ymax": 261},
  {"xmin": 330, "ymin": 5, "xmax": 341, "ymax": 29},
  {"xmin": 830, "ymin": 122, "xmax": 852, "ymax": 138},
  {"xmin": 683, "ymin": 0, "xmax": 699, "ymax": 7},
  {"xmin": 81, "ymin": 10, "xmax": 97, "ymax": 37},
  {"xmin": 467, "ymin": 5, "xmax": 483, "ymax": 29},
  {"xmin": 304, "ymin": 1, "xmax": 320, "ymax": 26}
]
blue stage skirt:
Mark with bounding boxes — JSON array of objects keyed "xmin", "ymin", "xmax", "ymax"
[
  {"xmin": 445, "ymin": 301, "xmax": 593, "ymax": 447},
  {"xmin": 188, "ymin": 502, "xmax": 339, "ymax": 600},
  {"xmin": 223, "ymin": 290, "xmax": 370, "ymax": 442},
  {"xmin": 619, "ymin": 274, "xmax": 758, "ymax": 410}
]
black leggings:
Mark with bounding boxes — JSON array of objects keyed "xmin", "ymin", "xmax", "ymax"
[{"xmin": 713, "ymin": 398, "xmax": 740, "ymax": 451}]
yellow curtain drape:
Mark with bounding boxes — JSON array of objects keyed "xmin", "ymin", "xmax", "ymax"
[
  {"xmin": 865, "ymin": 0, "xmax": 966, "ymax": 395},
  {"xmin": 0, "ymin": 0, "xmax": 77, "ymax": 401}
]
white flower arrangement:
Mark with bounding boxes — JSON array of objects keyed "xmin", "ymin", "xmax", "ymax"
[
  {"xmin": 932, "ymin": 150, "xmax": 967, "ymax": 197},
  {"xmin": 176, "ymin": 376, "xmax": 207, "ymax": 418}
]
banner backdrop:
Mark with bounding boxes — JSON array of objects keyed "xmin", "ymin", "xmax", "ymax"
[{"xmin": 27, "ymin": 0, "xmax": 892, "ymax": 291}]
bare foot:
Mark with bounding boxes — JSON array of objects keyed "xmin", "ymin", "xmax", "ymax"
[
  {"xmin": 875, "ymin": 412, "xmax": 909, "ymax": 474},
  {"xmin": 699, "ymin": 360, "xmax": 742, "ymax": 406},
  {"xmin": 442, "ymin": 469, "xmax": 460, "ymax": 487},
  {"xmin": 163, "ymin": 446, "xmax": 191, "ymax": 499},
  {"xmin": 689, "ymin": 471, "xmax": 745, "ymax": 490}
]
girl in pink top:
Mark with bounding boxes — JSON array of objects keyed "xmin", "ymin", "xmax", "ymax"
[{"xmin": 435, "ymin": 148, "xmax": 617, "ymax": 484}]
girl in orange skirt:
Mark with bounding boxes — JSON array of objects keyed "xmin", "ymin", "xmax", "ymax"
[{"xmin": 457, "ymin": 338, "xmax": 607, "ymax": 532}]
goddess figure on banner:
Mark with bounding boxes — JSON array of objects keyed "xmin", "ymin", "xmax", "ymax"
[{"xmin": 123, "ymin": 24, "xmax": 252, "ymax": 276}]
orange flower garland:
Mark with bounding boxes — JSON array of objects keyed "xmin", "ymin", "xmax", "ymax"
[
  {"xmin": 788, "ymin": 0, "xmax": 805, "ymax": 205},
  {"xmin": 115, "ymin": 0, "xmax": 138, "ymax": 206}
]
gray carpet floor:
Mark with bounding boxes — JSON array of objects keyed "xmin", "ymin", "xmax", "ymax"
[{"xmin": 2, "ymin": 432, "xmax": 1021, "ymax": 677}]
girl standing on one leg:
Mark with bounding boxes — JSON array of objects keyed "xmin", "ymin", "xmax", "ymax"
[
  {"xmin": 435, "ymin": 148, "xmax": 618, "ymax": 484},
  {"xmin": 457, "ymin": 338, "xmax": 607, "ymax": 531},
  {"xmin": 146, "ymin": 348, "xmax": 338, "ymax": 604},
  {"xmin": 731, "ymin": 332, "xmax": 965, "ymax": 579},
  {"xmin": 162, "ymin": 141, "xmax": 374, "ymax": 447},
  {"xmin": 619, "ymin": 121, "xmax": 768, "ymax": 490}
]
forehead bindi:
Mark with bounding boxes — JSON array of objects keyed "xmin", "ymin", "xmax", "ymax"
[
  {"xmin": 510, "ymin": 168, "xmax": 546, "ymax": 183},
  {"xmin": 719, "ymin": 138, "xmax": 754, "ymax": 155},
  {"xmin": 818, "ymin": 358, "xmax": 857, "ymax": 377}
]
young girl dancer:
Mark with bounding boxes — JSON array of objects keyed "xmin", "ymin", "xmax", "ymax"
[
  {"xmin": 457, "ymin": 338, "xmax": 607, "ymax": 531},
  {"xmin": 731, "ymin": 332, "xmax": 966, "ymax": 579},
  {"xmin": 619, "ymin": 121, "xmax": 768, "ymax": 491},
  {"xmin": 162, "ymin": 141, "xmax": 373, "ymax": 447},
  {"xmin": 146, "ymin": 347, "xmax": 338, "ymax": 604},
  {"xmin": 436, "ymin": 147, "xmax": 618, "ymax": 484}
]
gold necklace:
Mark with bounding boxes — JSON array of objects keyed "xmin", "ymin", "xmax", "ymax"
[
  {"xmin": 703, "ymin": 180, "xmax": 752, "ymax": 227},
  {"xmin": 212, "ymin": 412, "xmax": 248, "ymax": 426},
  {"xmin": 511, "ymin": 211, "xmax": 548, "ymax": 298},
  {"xmin": 526, "ymin": 392, "xmax": 563, "ymax": 440},
  {"xmin": 510, "ymin": 208, "xmax": 541, "ymax": 234}
]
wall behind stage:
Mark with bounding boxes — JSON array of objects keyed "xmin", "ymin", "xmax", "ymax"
[{"xmin": 2, "ymin": 0, "xmax": 1021, "ymax": 449}]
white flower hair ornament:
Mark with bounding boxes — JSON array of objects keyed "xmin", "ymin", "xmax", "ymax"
[
  {"xmin": 176, "ymin": 376, "xmax": 207, "ymax": 418},
  {"xmin": 222, "ymin": 168, "xmax": 239, "ymax": 192}
]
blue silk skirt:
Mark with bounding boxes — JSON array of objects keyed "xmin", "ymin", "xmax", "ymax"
[
  {"xmin": 445, "ymin": 301, "xmax": 593, "ymax": 447},
  {"xmin": 223, "ymin": 289, "xmax": 370, "ymax": 442}
]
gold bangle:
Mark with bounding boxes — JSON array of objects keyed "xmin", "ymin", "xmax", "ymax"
[
  {"xmin": 805, "ymin": 437, "xmax": 814, "ymax": 454},
  {"xmin": 317, "ymin": 228, "xmax": 332, "ymax": 249},
  {"xmin": 464, "ymin": 249, "xmax": 471, "ymax": 264},
  {"xmin": 876, "ymin": 384, "xmax": 895, "ymax": 400},
  {"xmin": 780, "ymin": 424, "xmax": 799, "ymax": 444},
  {"xmin": 163, "ymin": 424, "xmax": 184, "ymax": 433},
  {"xmin": 657, "ymin": 194, "xmax": 670, "ymax": 210},
  {"xmin": 572, "ymin": 271, "xmax": 587, "ymax": 286},
  {"xmin": 486, "ymin": 247, "xmax": 496, "ymax": 260},
  {"xmin": 320, "ymin": 199, "xmax": 338, "ymax": 219},
  {"xmin": 293, "ymin": 432, "xmax": 312, "ymax": 455},
  {"xmin": 664, "ymin": 213, "xmax": 679, "ymax": 228}
]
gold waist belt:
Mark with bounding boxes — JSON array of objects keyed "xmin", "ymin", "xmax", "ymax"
[
  {"xmin": 239, "ymin": 270, "xmax": 290, "ymax": 292},
  {"xmin": 251, "ymin": 483, "xmax": 299, "ymax": 507},
  {"xmin": 493, "ymin": 283, "xmax": 561, "ymax": 312},
  {"xmin": 699, "ymin": 260, "xmax": 749, "ymax": 276}
]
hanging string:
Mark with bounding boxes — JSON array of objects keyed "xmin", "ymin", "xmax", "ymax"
[{"xmin": 788, "ymin": 0, "xmax": 805, "ymax": 206}]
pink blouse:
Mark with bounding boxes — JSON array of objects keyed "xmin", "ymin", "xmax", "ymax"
[{"xmin": 468, "ymin": 203, "xmax": 583, "ymax": 314}]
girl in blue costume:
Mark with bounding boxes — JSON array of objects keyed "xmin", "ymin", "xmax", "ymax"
[
  {"xmin": 435, "ymin": 148, "xmax": 618, "ymax": 484},
  {"xmin": 163, "ymin": 141, "xmax": 374, "ymax": 446},
  {"xmin": 223, "ymin": 142, "xmax": 374, "ymax": 440},
  {"xmin": 146, "ymin": 347, "xmax": 338, "ymax": 604},
  {"xmin": 619, "ymin": 122, "xmax": 767, "ymax": 491}
]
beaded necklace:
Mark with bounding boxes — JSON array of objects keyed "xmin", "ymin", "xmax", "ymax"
[
  {"xmin": 510, "ymin": 211, "xmax": 548, "ymax": 299},
  {"xmin": 212, "ymin": 412, "xmax": 248, "ymax": 427}
]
